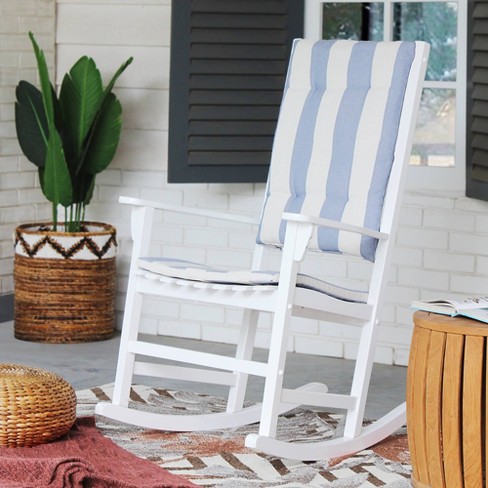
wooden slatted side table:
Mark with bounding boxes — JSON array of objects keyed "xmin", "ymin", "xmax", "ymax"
[{"xmin": 407, "ymin": 311, "xmax": 488, "ymax": 488}]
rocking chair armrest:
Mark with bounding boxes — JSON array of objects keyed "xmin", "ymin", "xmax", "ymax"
[
  {"xmin": 281, "ymin": 212, "xmax": 389, "ymax": 241},
  {"xmin": 119, "ymin": 196, "xmax": 260, "ymax": 225}
]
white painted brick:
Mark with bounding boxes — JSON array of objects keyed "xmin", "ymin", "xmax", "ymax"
[
  {"xmin": 391, "ymin": 246, "xmax": 423, "ymax": 267},
  {"xmin": 162, "ymin": 244, "xmax": 205, "ymax": 263},
  {"xmin": 96, "ymin": 169, "xmax": 122, "ymax": 186},
  {"xmin": 450, "ymin": 232, "xmax": 488, "ymax": 256},
  {"xmin": 228, "ymin": 230, "xmax": 256, "ymax": 252},
  {"xmin": 403, "ymin": 192, "xmax": 455, "ymax": 210},
  {"xmin": 475, "ymin": 214, "xmax": 488, "ymax": 235},
  {"xmin": 290, "ymin": 316, "xmax": 319, "ymax": 335},
  {"xmin": 424, "ymin": 250, "xmax": 475, "ymax": 273},
  {"xmin": 208, "ymin": 183, "xmax": 255, "ymax": 195},
  {"xmin": 151, "ymin": 224, "xmax": 184, "ymax": 245},
  {"xmin": 0, "ymin": 172, "xmax": 35, "ymax": 190},
  {"xmin": 347, "ymin": 259, "xmax": 373, "ymax": 281},
  {"xmin": 16, "ymin": 188, "xmax": 45, "ymax": 205},
  {"xmin": 229, "ymin": 194, "xmax": 264, "ymax": 214},
  {"xmin": 140, "ymin": 188, "xmax": 183, "ymax": 206},
  {"xmin": 1, "ymin": 275, "xmax": 14, "ymax": 294},
  {"xmin": 254, "ymin": 329, "xmax": 294, "ymax": 351},
  {"xmin": 423, "ymin": 208, "xmax": 476, "ymax": 232},
  {"xmin": 295, "ymin": 335, "xmax": 344, "ymax": 358},
  {"xmin": 0, "ymin": 241, "xmax": 14, "ymax": 259},
  {"xmin": 0, "ymin": 258, "xmax": 13, "ymax": 276},
  {"xmin": 181, "ymin": 303, "xmax": 225, "ymax": 324},
  {"xmin": 476, "ymin": 257, "xmax": 488, "ymax": 275},
  {"xmin": 257, "ymin": 312, "xmax": 272, "ymax": 329},
  {"xmin": 0, "ymin": 205, "xmax": 36, "ymax": 224},
  {"xmin": 121, "ymin": 170, "xmax": 166, "ymax": 189},
  {"xmin": 184, "ymin": 227, "xmax": 228, "ymax": 248},
  {"xmin": 157, "ymin": 320, "xmax": 201, "ymax": 340},
  {"xmin": 455, "ymin": 196, "xmax": 488, "ymax": 213},
  {"xmin": 34, "ymin": 203, "xmax": 52, "ymax": 221},
  {"xmin": 319, "ymin": 321, "xmax": 361, "ymax": 341},
  {"xmin": 184, "ymin": 191, "xmax": 229, "ymax": 211},
  {"xmin": 373, "ymin": 346, "xmax": 394, "ymax": 365},
  {"xmin": 225, "ymin": 308, "xmax": 244, "ymax": 326},
  {"xmin": 393, "ymin": 348, "xmax": 410, "ymax": 366},
  {"xmin": 396, "ymin": 227, "xmax": 448, "ymax": 250},
  {"xmin": 450, "ymin": 274, "xmax": 488, "ymax": 295},
  {"xmin": 379, "ymin": 303, "xmax": 396, "ymax": 324},
  {"xmin": 378, "ymin": 324, "xmax": 413, "ymax": 346},
  {"xmin": 398, "ymin": 206, "xmax": 422, "ymax": 226},
  {"xmin": 0, "ymin": 224, "xmax": 17, "ymax": 240},
  {"xmin": 115, "ymin": 129, "xmax": 167, "ymax": 171},
  {"xmin": 396, "ymin": 306, "xmax": 419, "ymax": 327},
  {"xmin": 300, "ymin": 254, "xmax": 347, "ymax": 278},
  {"xmin": 398, "ymin": 267, "xmax": 450, "ymax": 291},
  {"xmin": 207, "ymin": 248, "xmax": 252, "ymax": 269},
  {"xmin": 384, "ymin": 285, "xmax": 420, "ymax": 306},
  {"xmin": 0, "ymin": 190, "xmax": 18, "ymax": 207},
  {"xmin": 57, "ymin": 4, "xmax": 170, "ymax": 47},
  {"xmin": 202, "ymin": 324, "xmax": 240, "ymax": 345},
  {"xmin": 139, "ymin": 317, "xmax": 158, "ymax": 335},
  {"xmin": 344, "ymin": 341, "xmax": 394, "ymax": 365},
  {"xmin": 163, "ymin": 211, "xmax": 207, "ymax": 228},
  {"xmin": 143, "ymin": 297, "xmax": 179, "ymax": 318}
]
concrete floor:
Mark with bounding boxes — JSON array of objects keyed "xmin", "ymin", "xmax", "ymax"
[{"xmin": 0, "ymin": 322, "xmax": 407, "ymax": 420}]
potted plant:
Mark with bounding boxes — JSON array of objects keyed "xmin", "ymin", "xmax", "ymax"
[{"xmin": 12, "ymin": 32, "xmax": 133, "ymax": 343}]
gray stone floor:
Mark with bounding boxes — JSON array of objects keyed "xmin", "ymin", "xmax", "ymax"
[{"xmin": 0, "ymin": 322, "xmax": 406, "ymax": 420}]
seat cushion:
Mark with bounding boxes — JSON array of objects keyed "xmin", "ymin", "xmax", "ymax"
[{"xmin": 138, "ymin": 257, "xmax": 367, "ymax": 303}]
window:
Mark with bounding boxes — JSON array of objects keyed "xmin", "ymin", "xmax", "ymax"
[{"xmin": 305, "ymin": 0, "xmax": 467, "ymax": 192}]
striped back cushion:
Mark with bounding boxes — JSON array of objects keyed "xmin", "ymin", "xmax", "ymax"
[{"xmin": 257, "ymin": 39, "xmax": 416, "ymax": 262}]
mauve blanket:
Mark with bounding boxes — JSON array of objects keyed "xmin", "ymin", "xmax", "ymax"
[{"xmin": 0, "ymin": 417, "xmax": 196, "ymax": 487}]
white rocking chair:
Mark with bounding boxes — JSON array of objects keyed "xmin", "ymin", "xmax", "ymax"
[{"xmin": 96, "ymin": 39, "xmax": 429, "ymax": 461}]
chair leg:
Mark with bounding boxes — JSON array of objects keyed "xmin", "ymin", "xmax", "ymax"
[
  {"xmin": 257, "ymin": 293, "xmax": 295, "ymax": 438},
  {"xmin": 343, "ymin": 318, "xmax": 379, "ymax": 438},
  {"xmin": 112, "ymin": 279, "xmax": 144, "ymax": 407},
  {"xmin": 226, "ymin": 309, "xmax": 259, "ymax": 413}
]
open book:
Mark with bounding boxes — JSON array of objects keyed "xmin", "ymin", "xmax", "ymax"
[{"xmin": 412, "ymin": 296, "xmax": 488, "ymax": 323}]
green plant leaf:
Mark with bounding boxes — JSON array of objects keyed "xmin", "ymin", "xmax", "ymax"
[
  {"xmin": 59, "ymin": 56, "xmax": 103, "ymax": 159},
  {"xmin": 27, "ymin": 32, "xmax": 73, "ymax": 224},
  {"xmin": 14, "ymin": 81, "xmax": 48, "ymax": 167},
  {"xmin": 28, "ymin": 32, "xmax": 55, "ymax": 126},
  {"xmin": 83, "ymin": 93, "xmax": 123, "ymax": 175},
  {"xmin": 43, "ymin": 129, "xmax": 73, "ymax": 208},
  {"xmin": 102, "ymin": 57, "xmax": 133, "ymax": 98}
]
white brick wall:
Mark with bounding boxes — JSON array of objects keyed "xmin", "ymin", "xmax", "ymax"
[
  {"xmin": 3, "ymin": 0, "xmax": 488, "ymax": 367},
  {"xmin": 0, "ymin": 0, "xmax": 55, "ymax": 294}
]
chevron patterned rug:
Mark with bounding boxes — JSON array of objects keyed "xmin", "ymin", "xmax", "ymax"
[{"xmin": 77, "ymin": 384, "xmax": 412, "ymax": 487}]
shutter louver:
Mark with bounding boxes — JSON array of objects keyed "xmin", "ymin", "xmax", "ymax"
[
  {"xmin": 168, "ymin": 0, "xmax": 304, "ymax": 183},
  {"xmin": 467, "ymin": 0, "xmax": 488, "ymax": 199}
]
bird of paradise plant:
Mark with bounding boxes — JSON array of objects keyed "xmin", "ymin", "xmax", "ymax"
[{"xmin": 15, "ymin": 32, "xmax": 133, "ymax": 232}]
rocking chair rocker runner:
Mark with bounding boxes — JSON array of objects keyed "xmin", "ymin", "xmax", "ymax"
[{"xmin": 96, "ymin": 39, "xmax": 429, "ymax": 461}]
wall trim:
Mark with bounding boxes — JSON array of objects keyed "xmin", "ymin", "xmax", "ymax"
[{"xmin": 0, "ymin": 294, "xmax": 13, "ymax": 323}]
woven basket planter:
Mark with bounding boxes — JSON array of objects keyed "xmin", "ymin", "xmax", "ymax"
[
  {"xmin": 13, "ymin": 222, "xmax": 117, "ymax": 343},
  {"xmin": 0, "ymin": 364, "xmax": 76, "ymax": 447}
]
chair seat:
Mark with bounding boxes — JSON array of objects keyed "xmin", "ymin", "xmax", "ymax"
[{"xmin": 138, "ymin": 257, "xmax": 367, "ymax": 303}]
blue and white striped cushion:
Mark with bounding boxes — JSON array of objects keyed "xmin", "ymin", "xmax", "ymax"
[{"xmin": 257, "ymin": 39, "xmax": 416, "ymax": 262}]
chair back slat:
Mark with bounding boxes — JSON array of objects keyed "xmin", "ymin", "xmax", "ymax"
[{"xmin": 257, "ymin": 39, "xmax": 417, "ymax": 262}]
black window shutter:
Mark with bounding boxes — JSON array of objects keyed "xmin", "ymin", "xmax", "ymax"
[
  {"xmin": 467, "ymin": 0, "xmax": 488, "ymax": 200},
  {"xmin": 168, "ymin": 0, "xmax": 304, "ymax": 183}
]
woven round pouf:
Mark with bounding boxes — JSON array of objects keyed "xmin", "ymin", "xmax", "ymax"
[{"xmin": 0, "ymin": 364, "xmax": 76, "ymax": 447}]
